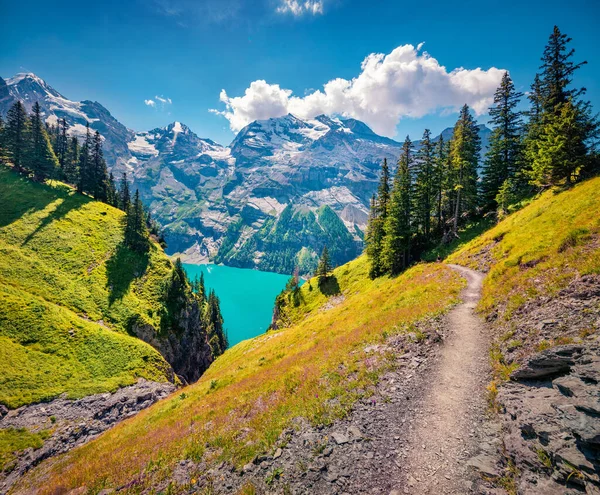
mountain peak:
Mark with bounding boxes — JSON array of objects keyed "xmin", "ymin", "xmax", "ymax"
[{"xmin": 6, "ymin": 72, "xmax": 44, "ymax": 85}]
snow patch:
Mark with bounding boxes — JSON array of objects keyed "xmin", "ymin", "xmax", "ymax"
[{"xmin": 128, "ymin": 134, "xmax": 159, "ymax": 156}]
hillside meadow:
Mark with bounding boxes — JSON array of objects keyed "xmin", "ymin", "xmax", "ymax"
[{"xmin": 14, "ymin": 256, "xmax": 463, "ymax": 494}]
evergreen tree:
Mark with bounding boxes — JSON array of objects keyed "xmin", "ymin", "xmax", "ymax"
[
  {"xmin": 382, "ymin": 136, "xmax": 413, "ymax": 274},
  {"xmin": 365, "ymin": 159, "xmax": 390, "ymax": 278},
  {"xmin": 377, "ymin": 158, "xmax": 391, "ymax": 217},
  {"xmin": 55, "ymin": 119, "xmax": 69, "ymax": 171},
  {"xmin": 78, "ymin": 124, "xmax": 93, "ymax": 194},
  {"xmin": 5, "ymin": 101, "xmax": 29, "ymax": 173},
  {"xmin": 449, "ymin": 105, "xmax": 481, "ymax": 235},
  {"xmin": 481, "ymin": 72, "xmax": 524, "ymax": 210},
  {"xmin": 29, "ymin": 102, "xmax": 59, "ymax": 181},
  {"xmin": 317, "ymin": 245, "xmax": 332, "ymax": 285},
  {"xmin": 107, "ymin": 172, "xmax": 118, "ymax": 206},
  {"xmin": 64, "ymin": 136, "xmax": 79, "ymax": 184},
  {"xmin": 531, "ymin": 100, "xmax": 589, "ymax": 186},
  {"xmin": 433, "ymin": 135, "xmax": 452, "ymax": 234},
  {"xmin": 124, "ymin": 189, "xmax": 149, "ymax": 253},
  {"xmin": 539, "ymin": 26, "xmax": 587, "ymax": 113},
  {"xmin": 118, "ymin": 172, "xmax": 131, "ymax": 211},
  {"xmin": 528, "ymin": 26, "xmax": 598, "ymax": 185},
  {"xmin": 91, "ymin": 130, "xmax": 109, "ymax": 201},
  {"xmin": 206, "ymin": 289, "xmax": 228, "ymax": 357},
  {"xmin": 414, "ymin": 129, "xmax": 435, "ymax": 239}
]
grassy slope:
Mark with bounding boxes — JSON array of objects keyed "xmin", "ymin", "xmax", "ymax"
[
  {"xmin": 448, "ymin": 177, "xmax": 600, "ymax": 319},
  {"xmin": 14, "ymin": 256, "xmax": 464, "ymax": 494},
  {"xmin": 0, "ymin": 167, "xmax": 174, "ymax": 409}
]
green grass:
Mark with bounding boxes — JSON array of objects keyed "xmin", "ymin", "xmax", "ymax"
[
  {"xmin": 0, "ymin": 428, "xmax": 51, "ymax": 472},
  {"xmin": 448, "ymin": 177, "xmax": 600, "ymax": 318},
  {"xmin": 0, "ymin": 166, "xmax": 175, "ymax": 408},
  {"xmin": 14, "ymin": 256, "xmax": 464, "ymax": 494}
]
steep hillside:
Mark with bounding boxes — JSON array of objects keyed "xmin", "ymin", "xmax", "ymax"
[
  {"xmin": 0, "ymin": 167, "xmax": 175, "ymax": 408},
  {"xmin": 13, "ymin": 256, "xmax": 464, "ymax": 494},
  {"xmin": 448, "ymin": 177, "xmax": 600, "ymax": 494},
  {"xmin": 0, "ymin": 165, "xmax": 220, "ymax": 410}
]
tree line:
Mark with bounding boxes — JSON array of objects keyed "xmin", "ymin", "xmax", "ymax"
[
  {"xmin": 0, "ymin": 101, "xmax": 229, "ymax": 355},
  {"xmin": 366, "ymin": 26, "xmax": 598, "ymax": 278},
  {"xmin": 0, "ymin": 103, "xmax": 166, "ymax": 253}
]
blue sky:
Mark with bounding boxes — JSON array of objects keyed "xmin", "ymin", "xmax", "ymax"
[{"xmin": 1, "ymin": 0, "xmax": 599, "ymax": 145}]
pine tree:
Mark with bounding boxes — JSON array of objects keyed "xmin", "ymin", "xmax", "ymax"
[
  {"xmin": 377, "ymin": 158, "xmax": 391, "ymax": 218},
  {"xmin": 317, "ymin": 245, "xmax": 332, "ymax": 285},
  {"xmin": 5, "ymin": 101, "xmax": 29, "ymax": 173},
  {"xmin": 531, "ymin": 100, "xmax": 589, "ymax": 186},
  {"xmin": 433, "ymin": 135, "xmax": 451, "ymax": 234},
  {"xmin": 449, "ymin": 105, "xmax": 481, "ymax": 235},
  {"xmin": 365, "ymin": 159, "xmax": 390, "ymax": 278},
  {"xmin": 540, "ymin": 26, "xmax": 587, "ymax": 114},
  {"xmin": 481, "ymin": 72, "xmax": 524, "ymax": 210},
  {"xmin": 206, "ymin": 289, "xmax": 228, "ymax": 357},
  {"xmin": 118, "ymin": 172, "xmax": 131, "ymax": 211},
  {"xmin": 528, "ymin": 26, "xmax": 598, "ymax": 185},
  {"xmin": 107, "ymin": 172, "xmax": 118, "ymax": 206},
  {"xmin": 55, "ymin": 119, "xmax": 69, "ymax": 171},
  {"xmin": 91, "ymin": 130, "xmax": 109, "ymax": 201},
  {"xmin": 29, "ymin": 102, "xmax": 59, "ymax": 182},
  {"xmin": 124, "ymin": 189, "xmax": 149, "ymax": 253},
  {"xmin": 78, "ymin": 124, "xmax": 93, "ymax": 194},
  {"xmin": 64, "ymin": 136, "xmax": 79, "ymax": 184},
  {"xmin": 196, "ymin": 271, "xmax": 206, "ymax": 302},
  {"xmin": 414, "ymin": 129, "xmax": 435, "ymax": 240},
  {"xmin": 382, "ymin": 136, "xmax": 413, "ymax": 274}
]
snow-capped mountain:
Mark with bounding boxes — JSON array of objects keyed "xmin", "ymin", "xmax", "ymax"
[
  {"xmin": 0, "ymin": 73, "xmax": 134, "ymax": 169},
  {"xmin": 1, "ymin": 73, "xmax": 491, "ymax": 274}
]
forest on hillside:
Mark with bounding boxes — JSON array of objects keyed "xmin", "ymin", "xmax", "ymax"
[{"xmin": 365, "ymin": 26, "xmax": 599, "ymax": 279}]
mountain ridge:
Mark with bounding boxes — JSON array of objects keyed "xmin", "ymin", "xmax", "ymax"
[{"xmin": 1, "ymin": 73, "xmax": 491, "ymax": 274}]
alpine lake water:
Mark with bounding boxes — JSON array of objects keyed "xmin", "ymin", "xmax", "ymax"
[{"xmin": 182, "ymin": 263, "xmax": 294, "ymax": 347}]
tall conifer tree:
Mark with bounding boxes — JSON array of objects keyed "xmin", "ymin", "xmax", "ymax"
[
  {"xmin": 481, "ymin": 72, "xmax": 524, "ymax": 210},
  {"xmin": 382, "ymin": 136, "xmax": 413, "ymax": 274},
  {"xmin": 118, "ymin": 172, "xmax": 131, "ymax": 211},
  {"xmin": 78, "ymin": 124, "xmax": 93, "ymax": 193},
  {"xmin": 5, "ymin": 101, "xmax": 29, "ymax": 173},
  {"xmin": 29, "ymin": 102, "xmax": 59, "ymax": 181},
  {"xmin": 90, "ymin": 130, "xmax": 109, "ymax": 201},
  {"xmin": 449, "ymin": 105, "xmax": 481, "ymax": 235},
  {"xmin": 528, "ymin": 26, "xmax": 598, "ymax": 185},
  {"xmin": 365, "ymin": 159, "xmax": 391, "ymax": 278},
  {"xmin": 414, "ymin": 129, "xmax": 435, "ymax": 239}
]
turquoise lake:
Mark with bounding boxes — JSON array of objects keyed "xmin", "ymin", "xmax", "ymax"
[{"xmin": 182, "ymin": 264, "xmax": 292, "ymax": 346}]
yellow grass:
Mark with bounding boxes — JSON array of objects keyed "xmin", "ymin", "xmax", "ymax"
[
  {"xmin": 448, "ymin": 177, "xmax": 600, "ymax": 318},
  {"xmin": 14, "ymin": 257, "xmax": 463, "ymax": 494}
]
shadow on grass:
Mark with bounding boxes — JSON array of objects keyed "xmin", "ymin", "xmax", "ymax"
[
  {"xmin": 21, "ymin": 197, "xmax": 77, "ymax": 245},
  {"xmin": 421, "ymin": 218, "xmax": 496, "ymax": 262},
  {"xmin": 105, "ymin": 243, "xmax": 149, "ymax": 305},
  {"xmin": 319, "ymin": 275, "xmax": 341, "ymax": 296},
  {"xmin": 0, "ymin": 167, "xmax": 67, "ymax": 229}
]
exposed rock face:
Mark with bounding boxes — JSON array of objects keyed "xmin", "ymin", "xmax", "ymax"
[
  {"xmin": 500, "ymin": 344, "xmax": 600, "ymax": 494},
  {"xmin": 0, "ymin": 380, "xmax": 176, "ymax": 494},
  {"xmin": 132, "ymin": 299, "xmax": 214, "ymax": 383},
  {"xmin": 490, "ymin": 274, "xmax": 600, "ymax": 494}
]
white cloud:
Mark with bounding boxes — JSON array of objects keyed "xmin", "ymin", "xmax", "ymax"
[
  {"xmin": 276, "ymin": 0, "xmax": 323, "ymax": 16},
  {"xmin": 145, "ymin": 95, "xmax": 172, "ymax": 110},
  {"xmin": 211, "ymin": 44, "xmax": 505, "ymax": 137},
  {"xmin": 155, "ymin": 95, "xmax": 173, "ymax": 105}
]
